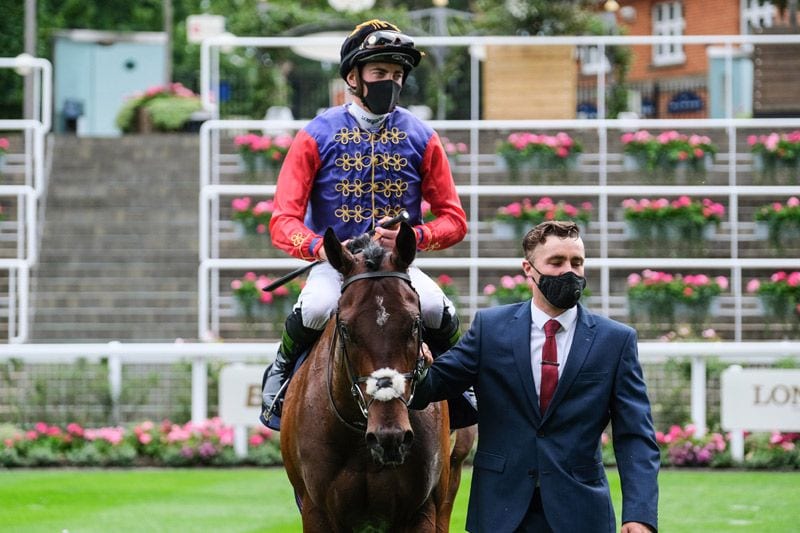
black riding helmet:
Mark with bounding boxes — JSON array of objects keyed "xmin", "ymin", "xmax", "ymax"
[{"xmin": 339, "ymin": 19, "xmax": 422, "ymax": 81}]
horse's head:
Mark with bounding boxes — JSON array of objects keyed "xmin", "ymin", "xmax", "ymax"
[{"xmin": 323, "ymin": 223, "xmax": 422, "ymax": 466}]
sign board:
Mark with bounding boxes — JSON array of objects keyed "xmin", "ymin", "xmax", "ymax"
[
  {"xmin": 721, "ymin": 368, "xmax": 800, "ymax": 431},
  {"xmin": 187, "ymin": 14, "xmax": 225, "ymax": 44},
  {"xmin": 667, "ymin": 90, "xmax": 704, "ymax": 114},
  {"xmin": 219, "ymin": 364, "xmax": 265, "ymax": 426}
]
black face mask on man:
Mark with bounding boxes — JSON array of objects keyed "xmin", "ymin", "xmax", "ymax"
[
  {"xmin": 362, "ymin": 79, "xmax": 402, "ymax": 114},
  {"xmin": 530, "ymin": 262, "xmax": 587, "ymax": 310}
]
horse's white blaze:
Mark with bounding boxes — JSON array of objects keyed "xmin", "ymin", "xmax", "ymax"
[
  {"xmin": 375, "ymin": 296, "xmax": 390, "ymax": 326},
  {"xmin": 366, "ymin": 368, "xmax": 406, "ymax": 401}
]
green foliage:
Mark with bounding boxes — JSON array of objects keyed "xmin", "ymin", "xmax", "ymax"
[
  {"xmin": 754, "ymin": 196, "xmax": 800, "ymax": 246},
  {"xmin": 473, "ymin": 0, "xmax": 596, "ymax": 36},
  {"xmin": 146, "ymin": 96, "xmax": 203, "ymax": 130},
  {"xmin": 115, "ymin": 83, "xmax": 201, "ymax": 133}
]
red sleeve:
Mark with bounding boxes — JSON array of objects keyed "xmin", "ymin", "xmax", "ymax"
[
  {"xmin": 269, "ymin": 130, "xmax": 324, "ymax": 260},
  {"xmin": 416, "ymin": 132, "xmax": 467, "ymax": 251}
]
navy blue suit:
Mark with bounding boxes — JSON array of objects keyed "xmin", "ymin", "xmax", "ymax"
[{"xmin": 412, "ymin": 302, "xmax": 659, "ymax": 532}]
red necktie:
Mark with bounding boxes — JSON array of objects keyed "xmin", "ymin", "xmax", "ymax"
[{"xmin": 540, "ymin": 319, "xmax": 561, "ymax": 413}]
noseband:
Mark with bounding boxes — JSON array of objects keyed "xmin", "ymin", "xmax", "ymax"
[{"xmin": 328, "ymin": 270, "xmax": 425, "ymax": 432}]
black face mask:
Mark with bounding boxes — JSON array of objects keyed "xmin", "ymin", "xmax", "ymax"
[
  {"xmin": 530, "ymin": 263, "xmax": 587, "ymax": 310},
  {"xmin": 362, "ymin": 79, "xmax": 402, "ymax": 115}
]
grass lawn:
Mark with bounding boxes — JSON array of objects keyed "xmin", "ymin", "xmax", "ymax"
[{"xmin": 0, "ymin": 467, "xmax": 797, "ymax": 532}]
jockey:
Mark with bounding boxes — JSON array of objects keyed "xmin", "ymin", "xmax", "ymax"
[{"xmin": 261, "ymin": 19, "xmax": 476, "ymax": 429}]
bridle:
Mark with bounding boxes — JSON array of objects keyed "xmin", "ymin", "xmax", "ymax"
[{"xmin": 327, "ymin": 270, "xmax": 425, "ymax": 432}]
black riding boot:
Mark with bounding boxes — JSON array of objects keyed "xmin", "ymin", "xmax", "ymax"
[
  {"xmin": 423, "ymin": 309, "xmax": 478, "ymax": 429},
  {"xmin": 261, "ymin": 308, "xmax": 322, "ymax": 421}
]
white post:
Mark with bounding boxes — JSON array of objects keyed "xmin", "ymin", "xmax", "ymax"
[
  {"xmin": 730, "ymin": 430, "xmax": 745, "ymax": 463},
  {"xmin": 691, "ymin": 355, "xmax": 706, "ymax": 437},
  {"xmin": 234, "ymin": 425, "xmax": 248, "ymax": 458},
  {"xmin": 191, "ymin": 357, "xmax": 208, "ymax": 424},
  {"xmin": 107, "ymin": 343, "xmax": 122, "ymax": 424}
]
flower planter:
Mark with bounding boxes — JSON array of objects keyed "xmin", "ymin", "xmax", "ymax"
[
  {"xmin": 492, "ymin": 220, "xmax": 525, "ymax": 240},
  {"xmin": 752, "ymin": 153, "xmax": 800, "ymax": 184},
  {"xmin": 623, "ymin": 153, "xmax": 648, "ymax": 172},
  {"xmin": 238, "ymin": 153, "xmax": 278, "ymax": 182},
  {"xmin": 756, "ymin": 293, "xmax": 797, "ymax": 320},
  {"xmin": 754, "ymin": 221, "xmax": 800, "ymax": 249},
  {"xmin": 674, "ymin": 298, "xmax": 720, "ymax": 326}
]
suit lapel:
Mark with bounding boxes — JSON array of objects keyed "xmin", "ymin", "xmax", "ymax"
[
  {"xmin": 511, "ymin": 301, "xmax": 542, "ymax": 423},
  {"xmin": 542, "ymin": 305, "xmax": 596, "ymax": 422}
]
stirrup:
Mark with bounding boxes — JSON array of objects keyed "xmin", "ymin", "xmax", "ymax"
[{"xmin": 266, "ymin": 378, "xmax": 292, "ymax": 418}]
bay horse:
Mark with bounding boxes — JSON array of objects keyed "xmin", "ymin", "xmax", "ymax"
[{"xmin": 280, "ymin": 223, "xmax": 474, "ymax": 532}]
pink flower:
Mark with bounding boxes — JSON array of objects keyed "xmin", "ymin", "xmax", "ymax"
[
  {"xmin": 138, "ymin": 433, "xmax": 152, "ymax": 445},
  {"xmin": 483, "ymin": 284, "xmax": 496, "ymax": 296},
  {"xmin": 231, "ymin": 197, "xmax": 251, "ymax": 212},
  {"xmin": 746, "ymin": 279, "xmax": 760, "ymax": 293},
  {"xmin": 259, "ymin": 291, "xmax": 274, "ymax": 304}
]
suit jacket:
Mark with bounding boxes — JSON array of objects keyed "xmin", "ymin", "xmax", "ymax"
[{"xmin": 412, "ymin": 302, "xmax": 659, "ymax": 532}]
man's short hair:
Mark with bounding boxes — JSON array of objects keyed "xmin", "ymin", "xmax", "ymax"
[{"xmin": 522, "ymin": 220, "xmax": 581, "ymax": 256}]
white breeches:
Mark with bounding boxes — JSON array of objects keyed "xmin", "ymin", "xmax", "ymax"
[{"xmin": 295, "ymin": 261, "xmax": 455, "ymax": 331}]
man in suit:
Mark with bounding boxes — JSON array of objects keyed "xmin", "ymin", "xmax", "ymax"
[{"xmin": 411, "ymin": 220, "xmax": 659, "ymax": 532}]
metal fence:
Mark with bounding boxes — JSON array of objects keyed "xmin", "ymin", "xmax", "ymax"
[{"xmin": 0, "ymin": 56, "xmax": 52, "ymax": 342}]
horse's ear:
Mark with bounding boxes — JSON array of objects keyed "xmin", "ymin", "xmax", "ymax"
[
  {"xmin": 323, "ymin": 227, "xmax": 355, "ymax": 275},
  {"xmin": 391, "ymin": 222, "xmax": 417, "ymax": 271}
]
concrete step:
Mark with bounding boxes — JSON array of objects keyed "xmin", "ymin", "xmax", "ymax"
[
  {"xmin": 33, "ymin": 307, "xmax": 197, "ymax": 320},
  {"xmin": 34, "ymin": 290, "xmax": 196, "ymax": 307},
  {"xmin": 31, "ymin": 134, "xmax": 203, "ymax": 342}
]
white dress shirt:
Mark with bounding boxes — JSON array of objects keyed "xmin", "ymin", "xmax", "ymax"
[{"xmin": 529, "ymin": 302, "xmax": 579, "ymax": 396}]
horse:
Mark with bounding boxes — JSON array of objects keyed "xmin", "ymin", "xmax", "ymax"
[{"xmin": 280, "ymin": 222, "xmax": 473, "ymax": 532}]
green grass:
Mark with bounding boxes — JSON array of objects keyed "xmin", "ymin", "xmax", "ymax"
[{"xmin": 0, "ymin": 467, "xmax": 798, "ymax": 532}]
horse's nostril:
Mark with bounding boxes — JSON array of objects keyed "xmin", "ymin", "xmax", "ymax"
[
  {"xmin": 403, "ymin": 429, "xmax": 414, "ymax": 447},
  {"xmin": 365, "ymin": 432, "xmax": 379, "ymax": 448}
]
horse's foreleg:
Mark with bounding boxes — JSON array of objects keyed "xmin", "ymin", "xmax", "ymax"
[
  {"xmin": 299, "ymin": 496, "xmax": 337, "ymax": 533},
  {"xmin": 405, "ymin": 498, "xmax": 439, "ymax": 533}
]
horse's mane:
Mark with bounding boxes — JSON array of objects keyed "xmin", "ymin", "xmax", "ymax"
[{"xmin": 346, "ymin": 234, "xmax": 386, "ymax": 272}]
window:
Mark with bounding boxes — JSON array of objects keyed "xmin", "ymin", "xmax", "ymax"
[
  {"xmin": 652, "ymin": 1, "xmax": 686, "ymax": 66},
  {"xmin": 578, "ymin": 45, "xmax": 611, "ymax": 76},
  {"xmin": 742, "ymin": 0, "xmax": 775, "ymax": 33}
]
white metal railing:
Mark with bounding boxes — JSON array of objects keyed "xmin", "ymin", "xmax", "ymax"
[
  {"xmin": 0, "ymin": 56, "xmax": 53, "ymax": 133},
  {"xmin": 199, "ymin": 118, "xmax": 800, "ymax": 340},
  {"xmin": 0, "ymin": 341, "xmax": 796, "ymax": 443},
  {"xmin": 0, "ymin": 57, "xmax": 51, "ymax": 342}
]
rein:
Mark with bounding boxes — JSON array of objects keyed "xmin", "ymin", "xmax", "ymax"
[{"xmin": 326, "ymin": 270, "xmax": 425, "ymax": 433}]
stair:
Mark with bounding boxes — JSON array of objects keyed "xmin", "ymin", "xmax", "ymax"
[{"xmin": 30, "ymin": 135, "xmax": 200, "ymax": 342}]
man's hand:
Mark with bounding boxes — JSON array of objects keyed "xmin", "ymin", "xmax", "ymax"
[
  {"xmin": 421, "ymin": 342, "xmax": 434, "ymax": 369},
  {"xmin": 621, "ymin": 522, "xmax": 655, "ymax": 533},
  {"xmin": 374, "ymin": 216, "xmax": 400, "ymax": 250}
]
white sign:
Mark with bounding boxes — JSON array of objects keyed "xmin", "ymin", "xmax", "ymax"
[
  {"xmin": 219, "ymin": 364, "xmax": 265, "ymax": 426},
  {"xmin": 187, "ymin": 14, "xmax": 226, "ymax": 44},
  {"xmin": 721, "ymin": 368, "xmax": 800, "ymax": 431}
]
